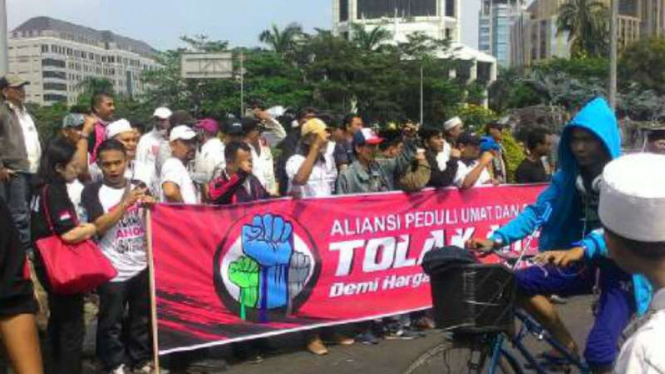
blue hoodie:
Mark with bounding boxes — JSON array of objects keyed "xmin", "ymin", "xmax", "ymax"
[{"xmin": 491, "ymin": 97, "xmax": 652, "ymax": 315}]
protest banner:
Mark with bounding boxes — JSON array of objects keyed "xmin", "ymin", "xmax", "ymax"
[{"xmin": 149, "ymin": 185, "xmax": 545, "ymax": 355}]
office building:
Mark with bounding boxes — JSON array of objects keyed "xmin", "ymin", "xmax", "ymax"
[
  {"xmin": 7, "ymin": 16, "xmax": 159, "ymax": 106},
  {"xmin": 332, "ymin": 0, "xmax": 498, "ymax": 104},
  {"xmin": 479, "ymin": 0, "xmax": 523, "ymax": 67},
  {"xmin": 510, "ymin": 0, "xmax": 651, "ymax": 67},
  {"xmin": 333, "ymin": 0, "xmax": 461, "ymax": 43}
]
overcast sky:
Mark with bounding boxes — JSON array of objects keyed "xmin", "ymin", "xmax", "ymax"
[{"xmin": 7, "ymin": 0, "xmax": 481, "ymax": 50}]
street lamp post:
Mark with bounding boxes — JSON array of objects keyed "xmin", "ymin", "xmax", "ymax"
[
  {"xmin": 420, "ymin": 65, "xmax": 424, "ymax": 124},
  {"xmin": 0, "ymin": 0, "xmax": 8, "ymax": 76},
  {"xmin": 609, "ymin": 0, "xmax": 618, "ymax": 111}
]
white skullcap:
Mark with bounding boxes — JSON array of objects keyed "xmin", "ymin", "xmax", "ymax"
[
  {"xmin": 106, "ymin": 119, "xmax": 133, "ymax": 139},
  {"xmin": 153, "ymin": 107, "xmax": 173, "ymax": 119},
  {"xmin": 600, "ymin": 153, "xmax": 665, "ymax": 242},
  {"xmin": 444, "ymin": 116, "xmax": 463, "ymax": 131}
]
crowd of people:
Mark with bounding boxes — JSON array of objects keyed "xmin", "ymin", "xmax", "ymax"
[{"xmin": 1, "ymin": 69, "xmax": 665, "ymax": 374}]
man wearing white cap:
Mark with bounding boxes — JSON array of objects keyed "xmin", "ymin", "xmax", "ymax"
[
  {"xmin": 160, "ymin": 126, "xmax": 200, "ymax": 204},
  {"xmin": 136, "ymin": 107, "xmax": 172, "ymax": 182},
  {"xmin": 437, "ymin": 116, "xmax": 464, "ymax": 171},
  {"xmin": 597, "ymin": 154, "xmax": 664, "ymax": 374},
  {"xmin": 104, "ymin": 119, "xmax": 155, "ymax": 192}
]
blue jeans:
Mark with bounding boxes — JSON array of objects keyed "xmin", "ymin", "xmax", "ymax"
[
  {"xmin": 0, "ymin": 172, "xmax": 33, "ymax": 251},
  {"xmin": 516, "ymin": 260, "xmax": 635, "ymax": 370}
]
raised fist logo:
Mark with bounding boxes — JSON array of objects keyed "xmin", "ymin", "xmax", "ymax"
[{"xmin": 214, "ymin": 213, "xmax": 318, "ymax": 322}]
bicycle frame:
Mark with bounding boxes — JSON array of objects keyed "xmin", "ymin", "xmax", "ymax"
[{"xmin": 508, "ymin": 309, "xmax": 589, "ymax": 374}]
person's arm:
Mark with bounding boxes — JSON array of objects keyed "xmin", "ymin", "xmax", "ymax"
[
  {"xmin": 460, "ymin": 152, "xmax": 493, "ymax": 190},
  {"xmin": 489, "ymin": 173, "xmax": 562, "ymax": 246},
  {"xmin": 292, "ymin": 133, "xmax": 328, "ymax": 186},
  {"xmin": 60, "ymin": 224, "xmax": 97, "ymax": 244},
  {"xmin": 391, "ymin": 137, "xmax": 418, "ymax": 177},
  {"xmin": 208, "ymin": 173, "xmax": 246, "ymax": 205},
  {"xmin": 398, "ymin": 157, "xmax": 431, "ymax": 192},
  {"xmin": 162, "ymin": 182, "xmax": 183, "ymax": 203},
  {"xmin": 92, "ymin": 188, "xmax": 146, "ymax": 236},
  {"xmin": 73, "ymin": 116, "xmax": 95, "ymax": 181}
]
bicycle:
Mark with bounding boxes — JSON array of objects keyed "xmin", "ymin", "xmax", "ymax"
[
  {"xmin": 402, "ymin": 304, "xmax": 589, "ymax": 374},
  {"xmin": 405, "ymin": 205, "xmax": 592, "ymax": 374}
]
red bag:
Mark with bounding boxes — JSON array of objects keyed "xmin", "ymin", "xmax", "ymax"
[{"xmin": 35, "ymin": 185, "xmax": 117, "ymax": 295}]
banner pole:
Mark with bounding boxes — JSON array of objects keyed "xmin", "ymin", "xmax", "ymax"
[{"xmin": 146, "ymin": 208, "xmax": 161, "ymax": 374}]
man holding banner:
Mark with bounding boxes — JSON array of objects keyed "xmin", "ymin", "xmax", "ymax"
[{"xmin": 82, "ymin": 140, "xmax": 155, "ymax": 374}]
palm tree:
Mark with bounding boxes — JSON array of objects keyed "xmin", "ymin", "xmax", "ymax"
[
  {"xmin": 349, "ymin": 23, "xmax": 393, "ymax": 51},
  {"xmin": 557, "ymin": 0, "xmax": 609, "ymax": 58},
  {"xmin": 259, "ymin": 23, "xmax": 304, "ymax": 54}
]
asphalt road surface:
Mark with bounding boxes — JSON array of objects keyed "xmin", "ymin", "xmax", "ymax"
[
  {"xmin": 0, "ymin": 296, "xmax": 595, "ymax": 374},
  {"xmin": 177, "ymin": 296, "xmax": 595, "ymax": 374}
]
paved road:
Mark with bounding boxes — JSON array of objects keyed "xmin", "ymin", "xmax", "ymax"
[
  {"xmin": 0, "ymin": 296, "xmax": 595, "ymax": 374},
  {"xmin": 173, "ymin": 296, "xmax": 596, "ymax": 374}
]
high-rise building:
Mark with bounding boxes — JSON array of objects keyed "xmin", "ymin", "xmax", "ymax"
[
  {"xmin": 640, "ymin": 0, "xmax": 665, "ymax": 37},
  {"xmin": 510, "ymin": 0, "xmax": 653, "ymax": 67},
  {"xmin": 478, "ymin": 0, "xmax": 523, "ymax": 68},
  {"xmin": 7, "ymin": 16, "xmax": 159, "ymax": 106},
  {"xmin": 333, "ymin": 0, "xmax": 461, "ymax": 43}
]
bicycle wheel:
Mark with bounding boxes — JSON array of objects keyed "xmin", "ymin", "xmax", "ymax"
[{"xmin": 402, "ymin": 339, "xmax": 521, "ymax": 374}]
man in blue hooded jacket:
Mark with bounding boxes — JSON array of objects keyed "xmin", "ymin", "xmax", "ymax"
[{"xmin": 468, "ymin": 98, "xmax": 651, "ymax": 373}]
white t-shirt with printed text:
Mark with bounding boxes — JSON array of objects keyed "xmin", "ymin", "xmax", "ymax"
[{"xmin": 81, "ymin": 182, "xmax": 147, "ymax": 282}]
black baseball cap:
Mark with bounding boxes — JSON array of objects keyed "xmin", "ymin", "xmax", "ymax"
[
  {"xmin": 457, "ymin": 131, "xmax": 481, "ymax": 146},
  {"xmin": 225, "ymin": 121, "xmax": 244, "ymax": 136},
  {"xmin": 241, "ymin": 117, "xmax": 266, "ymax": 135}
]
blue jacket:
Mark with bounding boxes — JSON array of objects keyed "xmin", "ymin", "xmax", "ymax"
[{"xmin": 491, "ymin": 97, "xmax": 652, "ymax": 315}]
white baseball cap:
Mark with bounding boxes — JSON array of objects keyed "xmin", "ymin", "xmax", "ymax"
[
  {"xmin": 153, "ymin": 107, "xmax": 173, "ymax": 120},
  {"xmin": 444, "ymin": 116, "xmax": 463, "ymax": 131},
  {"xmin": 169, "ymin": 125, "xmax": 197, "ymax": 142},
  {"xmin": 106, "ymin": 119, "xmax": 133, "ymax": 139},
  {"xmin": 600, "ymin": 153, "xmax": 665, "ymax": 242}
]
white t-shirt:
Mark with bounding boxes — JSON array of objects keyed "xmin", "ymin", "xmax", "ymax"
[
  {"xmin": 615, "ymin": 289, "xmax": 665, "ymax": 374},
  {"xmin": 436, "ymin": 141, "xmax": 452, "ymax": 171},
  {"xmin": 250, "ymin": 142, "xmax": 277, "ymax": 195},
  {"xmin": 454, "ymin": 160, "xmax": 492, "ymax": 188},
  {"xmin": 136, "ymin": 129, "xmax": 163, "ymax": 172},
  {"xmin": 286, "ymin": 142, "xmax": 337, "ymax": 198},
  {"xmin": 81, "ymin": 182, "xmax": 147, "ymax": 282},
  {"xmin": 194, "ymin": 137, "xmax": 225, "ymax": 184},
  {"xmin": 160, "ymin": 157, "xmax": 200, "ymax": 204}
]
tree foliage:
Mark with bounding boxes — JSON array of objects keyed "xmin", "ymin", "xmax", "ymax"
[
  {"xmin": 349, "ymin": 23, "xmax": 393, "ymax": 51},
  {"xmin": 557, "ymin": 0, "xmax": 609, "ymax": 58},
  {"xmin": 620, "ymin": 37, "xmax": 665, "ymax": 96}
]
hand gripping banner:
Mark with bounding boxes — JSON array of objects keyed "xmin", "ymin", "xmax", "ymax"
[{"xmin": 150, "ymin": 185, "xmax": 544, "ymax": 355}]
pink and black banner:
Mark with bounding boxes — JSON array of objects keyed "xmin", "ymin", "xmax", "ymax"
[{"xmin": 150, "ymin": 185, "xmax": 544, "ymax": 355}]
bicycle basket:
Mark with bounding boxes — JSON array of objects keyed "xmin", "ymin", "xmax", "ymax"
[{"xmin": 429, "ymin": 264, "xmax": 516, "ymax": 334}]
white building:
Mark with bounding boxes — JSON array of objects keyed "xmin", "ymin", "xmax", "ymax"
[
  {"xmin": 7, "ymin": 17, "xmax": 160, "ymax": 106},
  {"xmin": 332, "ymin": 0, "xmax": 497, "ymax": 102},
  {"xmin": 333, "ymin": 0, "xmax": 461, "ymax": 42}
]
